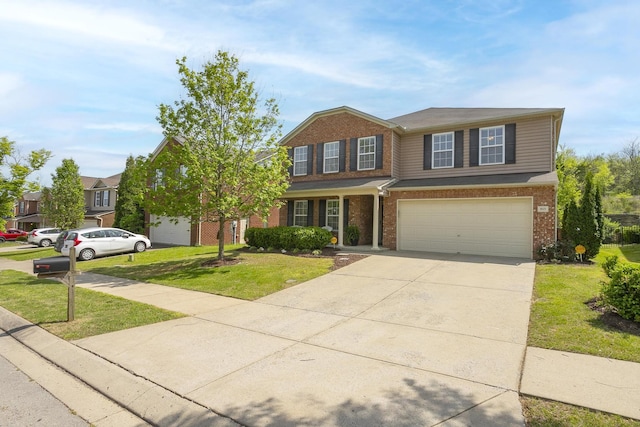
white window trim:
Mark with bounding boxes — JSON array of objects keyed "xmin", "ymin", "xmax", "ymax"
[
  {"xmin": 432, "ymin": 132, "xmax": 454, "ymax": 169},
  {"xmin": 357, "ymin": 136, "xmax": 376, "ymax": 171},
  {"xmin": 326, "ymin": 200, "xmax": 339, "ymax": 231},
  {"xmin": 102, "ymin": 190, "xmax": 109, "ymax": 206},
  {"xmin": 479, "ymin": 125, "xmax": 505, "ymax": 166},
  {"xmin": 293, "ymin": 200, "xmax": 308, "ymax": 227},
  {"xmin": 323, "ymin": 141, "xmax": 339, "ymax": 174},
  {"xmin": 293, "ymin": 146, "xmax": 308, "ymax": 176}
]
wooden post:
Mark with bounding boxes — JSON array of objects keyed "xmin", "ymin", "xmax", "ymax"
[{"xmin": 67, "ymin": 247, "xmax": 76, "ymax": 322}]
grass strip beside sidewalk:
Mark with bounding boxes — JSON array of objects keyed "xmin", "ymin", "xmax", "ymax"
[{"xmin": 0, "ymin": 270, "xmax": 184, "ymax": 340}]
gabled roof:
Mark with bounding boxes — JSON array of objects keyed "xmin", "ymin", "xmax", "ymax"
[
  {"xmin": 80, "ymin": 173, "xmax": 122, "ymax": 190},
  {"xmin": 388, "ymin": 107, "xmax": 564, "ymax": 133},
  {"xmin": 280, "ymin": 106, "xmax": 400, "ymax": 145}
]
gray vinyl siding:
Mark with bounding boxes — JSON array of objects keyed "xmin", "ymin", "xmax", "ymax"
[{"xmin": 399, "ymin": 116, "xmax": 553, "ymax": 180}]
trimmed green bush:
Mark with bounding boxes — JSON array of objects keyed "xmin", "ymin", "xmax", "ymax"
[
  {"xmin": 245, "ymin": 226, "xmax": 332, "ymax": 251},
  {"xmin": 601, "ymin": 258, "xmax": 640, "ymax": 322}
]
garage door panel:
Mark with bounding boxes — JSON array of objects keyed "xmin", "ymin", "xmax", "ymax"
[
  {"xmin": 397, "ymin": 198, "xmax": 532, "ymax": 258},
  {"xmin": 150, "ymin": 215, "xmax": 191, "ymax": 246}
]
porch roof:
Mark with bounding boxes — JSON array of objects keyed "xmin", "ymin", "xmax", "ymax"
[
  {"xmin": 389, "ymin": 171, "xmax": 557, "ymax": 190},
  {"xmin": 284, "ymin": 176, "xmax": 396, "ymax": 197}
]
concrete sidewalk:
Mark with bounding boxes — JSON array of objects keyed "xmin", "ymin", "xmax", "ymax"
[{"xmin": 1, "ymin": 253, "xmax": 639, "ymax": 425}]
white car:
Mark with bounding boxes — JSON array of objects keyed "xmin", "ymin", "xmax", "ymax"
[
  {"xmin": 61, "ymin": 227, "xmax": 151, "ymax": 261},
  {"xmin": 27, "ymin": 228, "xmax": 62, "ymax": 247}
]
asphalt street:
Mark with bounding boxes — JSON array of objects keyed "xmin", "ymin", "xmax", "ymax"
[{"xmin": 0, "ymin": 352, "xmax": 88, "ymax": 427}]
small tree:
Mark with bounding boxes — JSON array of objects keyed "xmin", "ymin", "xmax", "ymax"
[
  {"xmin": 149, "ymin": 51, "xmax": 290, "ymax": 260},
  {"xmin": 41, "ymin": 159, "xmax": 85, "ymax": 229},
  {"xmin": 579, "ymin": 173, "xmax": 600, "ymax": 258},
  {"xmin": 0, "ymin": 136, "xmax": 51, "ymax": 230},
  {"xmin": 113, "ymin": 156, "xmax": 146, "ymax": 234}
]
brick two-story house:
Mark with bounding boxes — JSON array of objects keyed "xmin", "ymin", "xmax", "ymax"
[
  {"xmin": 9, "ymin": 174, "xmax": 121, "ymax": 230},
  {"xmin": 279, "ymin": 106, "xmax": 564, "ymax": 259}
]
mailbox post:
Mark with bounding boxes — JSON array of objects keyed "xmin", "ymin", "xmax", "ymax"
[
  {"xmin": 33, "ymin": 247, "xmax": 76, "ymax": 321},
  {"xmin": 67, "ymin": 246, "xmax": 76, "ymax": 321}
]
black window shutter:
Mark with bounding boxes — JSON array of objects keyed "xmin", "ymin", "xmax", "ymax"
[
  {"xmin": 423, "ymin": 134, "xmax": 432, "ymax": 170},
  {"xmin": 287, "ymin": 148, "xmax": 293, "ymax": 176},
  {"xmin": 307, "ymin": 200, "xmax": 314, "ymax": 226},
  {"xmin": 318, "ymin": 199, "xmax": 326, "ymax": 227},
  {"xmin": 350, "ymin": 138, "xmax": 358, "ymax": 171},
  {"xmin": 375, "ymin": 134, "xmax": 383, "ymax": 169},
  {"xmin": 339, "ymin": 139, "xmax": 346, "ymax": 172},
  {"xmin": 317, "ymin": 143, "xmax": 324, "ymax": 174},
  {"xmin": 343, "ymin": 199, "xmax": 350, "ymax": 230},
  {"xmin": 307, "ymin": 144, "xmax": 314, "ymax": 175},
  {"xmin": 505, "ymin": 123, "xmax": 516, "ymax": 164},
  {"xmin": 469, "ymin": 128, "xmax": 479, "ymax": 167},
  {"xmin": 454, "ymin": 130, "xmax": 464, "ymax": 168},
  {"xmin": 287, "ymin": 201, "xmax": 294, "ymax": 226}
]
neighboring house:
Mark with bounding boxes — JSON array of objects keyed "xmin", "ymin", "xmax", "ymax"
[
  {"xmin": 146, "ymin": 137, "xmax": 279, "ymax": 246},
  {"xmin": 279, "ymin": 106, "xmax": 564, "ymax": 259},
  {"xmin": 8, "ymin": 174, "xmax": 121, "ymax": 231},
  {"xmin": 81, "ymin": 174, "xmax": 121, "ymax": 228},
  {"xmin": 10, "ymin": 192, "xmax": 44, "ymax": 230}
]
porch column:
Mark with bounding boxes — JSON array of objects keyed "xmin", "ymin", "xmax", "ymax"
[
  {"xmin": 338, "ymin": 194, "xmax": 344, "ymax": 247},
  {"xmin": 372, "ymin": 192, "xmax": 380, "ymax": 250}
]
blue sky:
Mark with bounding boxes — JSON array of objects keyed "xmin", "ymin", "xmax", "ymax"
[{"xmin": 1, "ymin": 0, "xmax": 638, "ymax": 185}]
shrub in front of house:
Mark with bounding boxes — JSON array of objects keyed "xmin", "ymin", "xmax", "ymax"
[
  {"xmin": 245, "ymin": 226, "xmax": 332, "ymax": 251},
  {"xmin": 601, "ymin": 256, "xmax": 640, "ymax": 322}
]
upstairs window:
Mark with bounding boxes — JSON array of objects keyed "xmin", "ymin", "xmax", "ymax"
[
  {"xmin": 358, "ymin": 136, "xmax": 376, "ymax": 170},
  {"xmin": 94, "ymin": 192, "xmax": 101, "ymax": 207},
  {"xmin": 326, "ymin": 200, "xmax": 339, "ymax": 231},
  {"xmin": 323, "ymin": 141, "xmax": 339, "ymax": 173},
  {"xmin": 480, "ymin": 125, "xmax": 505, "ymax": 165},
  {"xmin": 432, "ymin": 132, "xmax": 454, "ymax": 168},
  {"xmin": 102, "ymin": 190, "xmax": 109, "ymax": 206},
  {"xmin": 293, "ymin": 200, "xmax": 308, "ymax": 226},
  {"xmin": 19, "ymin": 201, "xmax": 25, "ymax": 214},
  {"xmin": 293, "ymin": 146, "xmax": 308, "ymax": 176}
]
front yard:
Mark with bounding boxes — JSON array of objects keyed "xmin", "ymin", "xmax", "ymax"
[{"xmin": 1, "ymin": 243, "xmax": 639, "ymax": 425}]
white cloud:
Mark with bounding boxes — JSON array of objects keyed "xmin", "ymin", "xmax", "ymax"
[
  {"xmin": 1, "ymin": 1, "xmax": 179, "ymax": 51},
  {"xmin": 84, "ymin": 122, "xmax": 162, "ymax": 133}
]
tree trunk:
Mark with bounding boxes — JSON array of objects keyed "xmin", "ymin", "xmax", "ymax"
[{"xmin": 217, "ymin": 218, "xmax": 225, "ymax": 260}]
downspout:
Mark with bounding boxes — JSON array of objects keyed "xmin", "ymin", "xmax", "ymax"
[{"xmin": 553, "ymin": 115, "xmax": 562, "ymax": 238}]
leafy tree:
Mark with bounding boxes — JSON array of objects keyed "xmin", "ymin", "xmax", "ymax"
[
  {"xmin": 0, "ymin": 136, "xmax": 51, "ymax": 230},
  {"xmin": 113, "ymin": 155, "xmax": 146, "ymax": 234},
  {"xmin": 608, "ymin": 138, "xmax": 640, "ymax": 195},
  {"xmin": 148, "ymin": 51, "xmax": 290, "ymax": 260},
  {"xmin": 579, "ymin": 173, "xmax": 600, "ymax": 259},
  {"xmin": 556, "ymin": 146, "xmax": 581, "ymax": 217},
  {"xmin": 41, "ymin": 159, "xmax": 85, "ymax": 229},
  {"xmin": 562, "ymin": 200, "xmax": 580, "ymax": 246}
]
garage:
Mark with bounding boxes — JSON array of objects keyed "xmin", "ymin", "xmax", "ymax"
[
  {"xmin": 397, "ymin": 197, "xmax": 533, "ymax": 258},
  {"xmin": 149, "ymin": 215, "xmax": 191, "ymax": 246}
]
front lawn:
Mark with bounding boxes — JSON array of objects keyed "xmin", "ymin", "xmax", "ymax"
[
  {"xmin": 79, "ymin": 245, "xmax": 335, "ymax": 300},
  {"xmin": 0, "ymin": 270, "xmax": 184, "ymax": 340},
  {"xmin": 528, "ymin": 245, "xmax": 640, "ymax": 363},
  {"xmin": 522, "ymin": 396, "xmax": 640, "ymax": 426}
]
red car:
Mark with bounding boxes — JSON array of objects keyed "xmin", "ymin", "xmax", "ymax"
[{"xmin": 0, "ymin": 228, "xmax": 27, "ymax": 242}]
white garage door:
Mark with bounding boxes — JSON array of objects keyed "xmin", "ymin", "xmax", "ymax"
[
  {"xmin": 149, "ymin": 215, "xmax": 191, "ymax": 246},
  {"xmin": 397, "ymin": 198, "xmax": 533, "ymax": 258}
]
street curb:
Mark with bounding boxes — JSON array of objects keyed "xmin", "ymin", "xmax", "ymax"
[{"xmin": 0, "ymin": 307, "xmax": 240, "ymax": 427}]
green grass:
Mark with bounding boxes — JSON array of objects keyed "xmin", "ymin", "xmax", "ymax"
[
  {"xmin": 522, "ymin": 396, "xmax": 640, "ymax": 426},
  {"xmin": 597, "ymin": 244, "xmax": 640, "ymax": 264},
  {"xmin": 79, "ymin": 245, "xmax": 334, "ymax": 300},
  {"xmin": 529, "ymin": 244, "xmax": 640, "ymax": 363},
  {"xmin": 0, "ymin": 270, "xmax": 184, "ymax": 340},
  {"xmin": 0, "ymin": 246, "xmax": 56, "ymax": 260}
]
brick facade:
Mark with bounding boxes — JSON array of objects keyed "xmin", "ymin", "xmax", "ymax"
[
  {"xmin": 286, "ymin": 112, "xmax": 395, "ymax": 181},
  {"xmin": 382, "ymin": 185, "xmax": 557, "ymax": 257}
]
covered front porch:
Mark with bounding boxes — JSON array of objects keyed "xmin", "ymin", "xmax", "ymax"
[{"xmin": 280, "ymin": 177, "xmax": 396, "ymax": 250}]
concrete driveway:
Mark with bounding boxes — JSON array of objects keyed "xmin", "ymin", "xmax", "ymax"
[{"xmin": 73, "ymin": 251, "xmax": 535, "ymax": 426}]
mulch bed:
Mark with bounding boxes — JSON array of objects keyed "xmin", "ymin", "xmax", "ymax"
[
  {"xmin": 201, "ymin": 247, "xmax": 368, "ymax": 270},
  {"xmin": 586, "ymin": 297, "xmax": 640, "ymax": 336}
]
